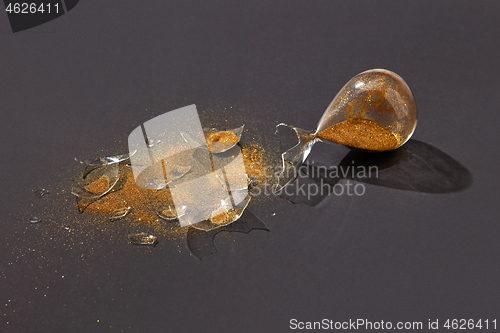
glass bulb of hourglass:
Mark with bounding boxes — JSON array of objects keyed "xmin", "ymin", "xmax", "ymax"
[
  {"xmin": 274, "ymin": 69, "xmax": 417, "ymax": 191},
  {"xmin": 315, "ymin": 69, "xmax": 417, "ymax": 151}
]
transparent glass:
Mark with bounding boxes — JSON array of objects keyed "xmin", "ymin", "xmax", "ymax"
[{"xmin": 275, "ymin": 69, "xmax": 418, "ymax": 191}]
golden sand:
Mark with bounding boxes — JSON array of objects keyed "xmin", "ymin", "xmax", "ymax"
[{"xmin": 317, "ymin": 118, "xmax": 399, "ymax": 151}]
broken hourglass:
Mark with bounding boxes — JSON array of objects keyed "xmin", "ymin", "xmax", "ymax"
[{"xmin": 275, "ymin": 69, "xmax": 418, "ymax": 191}]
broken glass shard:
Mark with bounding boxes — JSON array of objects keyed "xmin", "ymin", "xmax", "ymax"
[
  {"xmin": 86, "ymin": 152, "xmax": 135, "ymax": 167},
  {"xmin": 157, "ymin": 208, "xmax": 176, "ymax": 221},
  {"xmin": 191, "ymin": 189, "xmax": 251, "ymax": 231},
  {"xmin": 273, "ymin": 124, "xmax": 316, "ymax": 193},
  {"xmin": 181, "ymin": 125, "xmax": 244, "ymax": 153},
  {"xmin": 128, "ymin": 105, "xmax": 251, "ymax": 228},
  {"xmin": 29, "ymin": 216, "xmax": 42, "ymax": 224},
  {"xmin": 72, "ymin": 163, "xmax": 124, "ymax": 213},
  {"xmin": 84, "ymin": 175, "xmax": 110, "ymax": 194},
  {"xmin": 128, "ymin": 232, "xmax": 158, "ymax": 246},
  {"xmin": 205, "ymin": 125, "xmax": 244, "ymax": 153},
  {"xmin": 157, "ymin": 205, "xmax": 186, "ymax": 222},
  {"xmin": 63, "ymin": 225, "xmax": 71, "ymax": 232},
  {"xmin": 71, "ymin": 163, "xmax": 121, "ymax": 200},
  {"xmin": 129, "ymin": 105, "xmax": 208, "ymax": 190},
  {"xmin": 179, "ymin": 130, "xmax": 204, "ymax": 148},
  {"xmin": 110, "ymin": 207, "xmax": 131, "ymax": 222},
  {"xmin": 33, "ymin": 189, "xmax": 50, "ymax": 198},
  {"xmin": 147, "ymin": 178, "xmax": 167, "ymax": 190},
  {"xmin": 71, "ymin": 176, "xmax": 120, "ymax": 200},
  {"xmin": 82, "ymin": 151, "xmax": 136, "ymax": 178},
  {"xmin": 168, "ymin": 165, "xmax": 191, "ymax": 182}
]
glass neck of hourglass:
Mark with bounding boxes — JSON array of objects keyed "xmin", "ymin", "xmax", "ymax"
[{"xmin": 274, "ymin": 124, "xmax": 318, "ymax": 193}]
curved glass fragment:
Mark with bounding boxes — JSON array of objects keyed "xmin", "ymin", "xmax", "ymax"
[
  {"xmin": 128, "ymin": 232, "xmax": 158, "ymax": 246},
  {"xmin": 109, "ymin": 207, "xmax": 131, "ymax": 222},
  {"xmin": 204, "ymin": 125, "xmax": 244, "ymax": 153},
  {"xmin": 190, "ymin": 190, "xmax": 251, "ymax": 231},
  {"xmin": 71, "ymin": 163, "xmax": 121, "ymax": 200},
  {"xmin": 157, "ymin": 204, "xmax": 187, "ymax": 222},
  {"xmin": 81, "ymin": 151, "xmax": 135, "ymax": 178}
]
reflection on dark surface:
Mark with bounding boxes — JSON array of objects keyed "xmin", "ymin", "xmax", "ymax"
[
  {"xmin": 186, "ymin": 210, "xmax": 269, "ymax": 260},
  {"xmin": 279, "ymin": 139, "xmax": 472, "ymax": 205}
]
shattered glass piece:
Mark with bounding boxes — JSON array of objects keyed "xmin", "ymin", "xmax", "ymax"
[
  {"xmin": 213, "ymin": 152, "xmax": 250, "ymax": 205},
  {"xmin": 74, "ymin": 157, "xmax": 92, "ymax": 165},
  {"xmin": 186, "ymin": 210, "xmax": 269, "ymax": 260},
  {"xmin": 205, "ymin": 125, "xmax": 244, "ymax": 153},
  {"xmin": 34, "ymin": 189, "xmax": 50, "ymax": 198},
  {"xmin": 129, "ymin": 105, "xmax": 207, "ymax": 185},
  {"xmin": 63, "ymin": 225, "xmax": 72, "ymax": 232},
  {"xmin": 134, "ymin": 153, "xmax": 199, "ymax": 190},
  {"xmin": 84, "ymin": 175, "xmax": 110, "ymax": 195},
  {"xmin": 168, "ymin": 165, "xmax": 191, "ymax": 182},
  {"xmin": 169, "ymin": 149, "xmax": 250, "ymax": 230},
  {"xmin": 219, "ymin": 197, "xmax": 233, "ymax": 210},
  {"xmin": 71, "ymin": 163, "xmax": 121, "ymax": 200},
  {"xmin": 71, "ymin": 176, "xmax": 120, "ymax": 200},
  {"xmin": 86, "ymin": 152, "xmax": 136, "ymax": 167},
  {"xmin": 191, "ymin": 189, "xmax": 251, "ymax": 232},
  {"xmin": 109, "ymin": 207, "xmax": 131, "ymax": 222},
  {"xmin": 81, "ymin": 152, "xmax": 135, "ymax": 178},
  {"xmin": 179, "ymin": 130, "xmax": 205, "ymax": 148},
  {"xmin": 29, "ymin": 216, "xmax": 42, "ymax": 224},
  {"xmin": 214, "ymin": 165, "xmax": 249, "ymax": 193},
  {"xmin": 157, "ymin": 208, "xmax": 176, "ymax": 221},
  {"xmin": 157, "ymin": 205, "xmax": 186, "ymax": 222},
  {"xmin": 129, "ymin": 106, "xmax": 251, "ymax": 227},
  {"xmin": 148, "ymin": 178, "xmax": 167, "ymax": 190},
  {"xmin": 72, "ymin": 163, "xmax": 125, "ymax": 213},
  {"xmin": 128, "ymin": 232, "xmax": 158, "ymax": 246},
  {"xmin": 274, "ymin": 124, "xmax": 316, "ymax": 193},
  {"xmin": 169, "ymin": 169, "xmax": 241, "ymax": 228},
  {"xmin": 74, "ymin": 176, "xmax": 126, "ymax": 214}
]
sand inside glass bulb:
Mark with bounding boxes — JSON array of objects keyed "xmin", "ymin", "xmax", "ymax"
[
  {"xmin": 275, "ymin": 69, "xmax": 417, "ymax": 190},
  {"xmin": 316, "ymin": 118, "xmax": 399, "ymax": 151}
]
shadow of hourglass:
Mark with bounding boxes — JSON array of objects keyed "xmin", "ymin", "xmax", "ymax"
[{"xmin": 277, "ymin": 139, "xmax": 472, "ymax": 206}]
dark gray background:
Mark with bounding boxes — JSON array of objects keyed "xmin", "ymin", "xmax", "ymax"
[{"xmin": 1, "ymin": 1, "xmax": 499, "ymax": 332}]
